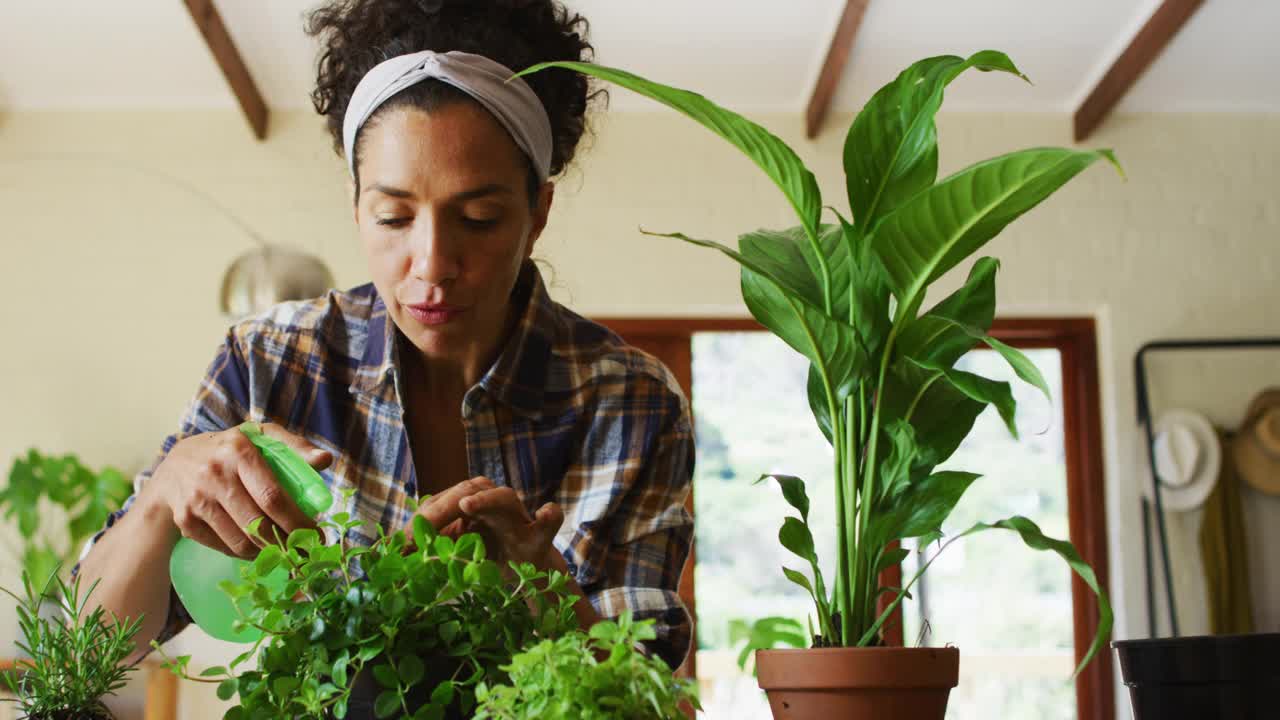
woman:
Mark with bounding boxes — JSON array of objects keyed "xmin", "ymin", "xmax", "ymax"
[{"xmin": 74, "ymin": 0, "xmax": 693, "ymax": 682}]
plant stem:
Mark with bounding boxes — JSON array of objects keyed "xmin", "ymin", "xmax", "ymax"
[
  {"xmin": 840, "ymin": 394, "xmax": 857, "ymax": 646},
  {"xmin": 802, "ymin": 226, "xmax": 833, "ymax": 316},
  {"xmin": 851, "ymin": 326, "xmax": 899, "ymax": 643},
  {"xmin": 858, "ymin": 533, "xmax": 964, "ymax": 646},
  {"xmin": 833, "ymin": 413, "xmax": 848, "ymax": 641},
  {"xmin": 786, "ymin": 296, "xmax": 839, "ymax": 641}
]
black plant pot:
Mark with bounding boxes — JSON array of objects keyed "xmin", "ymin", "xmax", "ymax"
[{"xmin": 1113, "ymin": 633, "xmax": 1280, "ymax": 720}]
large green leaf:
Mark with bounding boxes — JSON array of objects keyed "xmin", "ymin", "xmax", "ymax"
[
  {"xmin": 739, "ymin": 225, "xmax": 851, "ymax": 316},
  {"xmin": 517, "ymin": 61, "xmax": 823, "ymax": 242},
  {"xmin": 973, "ymin": 517, "xmax": 1114, "ymax": 676},
  {"xmin": 927, "ymin": 315, "xmax": 1054, "ymax": 402},
  {"xmin": 743, "ymin": 266, "xmax": 867, "ymax": 402},
  {"xmin": 873, "ymin": 147, "xmax": 1120, "ymax": 323},
  {"xmin": 877, "ymin": 420, "xmax": 917, "ymax": 503},
  {"xmin": 984, "ymin": 335, "xmax": 1052, "ymax": 400},
  {"xmin": 864, "ymin": 515, "xmax": 1113, "ymax": 675},
  {"xmin": 742, "ymin": 224, "xmax": 862, "ymax": 445},
  {"xmin": 804, "ymin": 218, "xmax": 874, "ymax": 443},
  {"xmin": 807, "ymin": 365, "xmax": 836, "ymax": 445},
  {"xmin": 647, "ymin": 231, "xmax": 867, "ymax": 403},
  {"xmin": 879, "ymin": 360, "xmax": 985, "ymax": 470},
  {"xmin": 866, "ymin": 471, "xmax": 981, "ymax": 550},
  {"xmin": 910, "ymin": 358, "xmax": 1019, "ymax": 439},
  {"xmin": 834, "ymin": 212, "xmax": 891, "ymax": 357},
  {"xmin": 846, "ymin": 51, "xmax": 1027, "ymax": 229},
  {"xmin": 897, "ymin": 258, "xmax": 999, "ymax": 367}
]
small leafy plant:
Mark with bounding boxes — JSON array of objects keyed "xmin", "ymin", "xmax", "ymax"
[
  {"xmin": 0, "ymin": 450, "xmax": 131, "ymax": 599},
  {"xmin": 521, "ymin": 51, "xmax": 1117, "ymax": 671},
  {"xmin": 474, "ymin": 611, "xmax": 699, "ymax": 720},
  {"xmin": 2, "ymin": 571, "xmax": 143, "ymax": 720},
  {"xmin": 157, "ymin": 497, "xmax": 579, "ymax": 720},
  {"xmin": 728, "ymin": 617, "xmax": 807, "ymax": 675}
]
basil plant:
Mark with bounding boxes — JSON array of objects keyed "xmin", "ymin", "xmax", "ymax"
[{"xmin": 521, "ymin": 51, "xmax": 1117, "ymax": 671}]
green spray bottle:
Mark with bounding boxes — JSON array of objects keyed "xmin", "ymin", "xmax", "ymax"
[{"xmin": 168, "ymin": 422, "xmax": 334, "ymax": 643}]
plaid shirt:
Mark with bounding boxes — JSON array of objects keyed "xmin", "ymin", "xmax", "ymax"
[{"xmin": 79, "ymin": 261, "xmax": 694, "ymax": 668}]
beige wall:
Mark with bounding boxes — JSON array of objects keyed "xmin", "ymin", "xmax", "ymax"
[{"xmin": 1, "ymin": 107, "xmax": 1278, "ymax": 718}]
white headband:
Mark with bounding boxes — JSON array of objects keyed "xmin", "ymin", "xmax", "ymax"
[{"xmin": 341, "ymin": 50, "xmax": 553, "ymax": 182}]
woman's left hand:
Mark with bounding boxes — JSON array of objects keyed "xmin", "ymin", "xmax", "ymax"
[{"xmin": 458, "ymin": 481, "xmax": 564, "ymax": 568}]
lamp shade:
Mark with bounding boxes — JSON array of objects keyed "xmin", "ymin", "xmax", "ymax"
[{"xmin": 219, "ymin": 245, "xmax": 335, "ymax": 319}]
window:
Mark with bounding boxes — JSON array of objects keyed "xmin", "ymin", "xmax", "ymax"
[{"xmin": 596, "ymin": 318, "xmax": 1111, "ymax": 720}]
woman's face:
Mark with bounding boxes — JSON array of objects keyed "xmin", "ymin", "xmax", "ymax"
[{"xmin": 354, "ymin": 102, "xmax": 553, "ymax": 366}]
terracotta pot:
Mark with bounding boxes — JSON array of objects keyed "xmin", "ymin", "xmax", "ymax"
[{"xmin": 756, "ymin": 646, "xmax": 959, "ymax": 719}]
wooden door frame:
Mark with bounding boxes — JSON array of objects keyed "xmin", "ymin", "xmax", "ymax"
[{"xmin": 597, "ymin": 317, "xmax": 1113, "ymax": 720}]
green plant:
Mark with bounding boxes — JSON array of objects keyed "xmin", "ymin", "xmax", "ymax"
[
  {"xmin": 0, "ymin": 450, "xmax": 131, "ymax": 598},
  {"xmin": 474, "ymin": 611, "xmax": 698, "ymax": 720},
  {"xmin": 156, "ymin": 494, "xmax": 578, "ymax": 720},
  {"xmin": 1, "ymin": 570, "xmax": 143, "ymax": 720},
  {"xmin": 728, "ymin": 617, "xmax": 807, "ymax": 675},
  {"xmin": 520, "ymin": 52, "xmax": 1117, "ymax": 671}
]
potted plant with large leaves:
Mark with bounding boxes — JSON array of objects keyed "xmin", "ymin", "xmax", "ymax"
[{"xmin": 520, "ymin": 51, "xmax": 1118, "ymax": 718}]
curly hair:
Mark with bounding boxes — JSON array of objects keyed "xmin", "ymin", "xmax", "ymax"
[{"xmin": 306, "ymin": 0, "xmax": 604, "ymax": 201}]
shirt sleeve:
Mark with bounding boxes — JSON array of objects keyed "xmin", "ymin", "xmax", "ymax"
[
  {"xmin": 579, "ymin": 379, "xmax": 696, "ymax": 670},
  {"xmin": 71, "ymin": 330, "xmax": 251, "ymax": 650}
]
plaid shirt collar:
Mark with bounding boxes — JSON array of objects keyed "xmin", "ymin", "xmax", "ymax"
[{"xmin": 348, "ymin": 260, "xmax": 553, "ymax": 418}]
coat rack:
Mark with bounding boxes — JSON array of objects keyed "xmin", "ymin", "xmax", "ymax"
[{"xmin": 1135, "ymin": 337, "xmax": 1280, "ymax": 638}]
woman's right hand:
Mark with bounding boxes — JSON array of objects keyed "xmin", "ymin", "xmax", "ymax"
[{"xmin": 139, "ymin": 422, "xmax": 333, "ymax": 559}]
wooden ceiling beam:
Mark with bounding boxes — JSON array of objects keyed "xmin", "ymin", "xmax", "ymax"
[
  {"xmin": 805, "ymin": 0, "xmax": 870, "ymax": 139},
  {"xmin": 183, "ymin": 0, "xmax": 269, "ymax": 140},
  {"xmin": 1073, "ymin": 0, "xmax": 1203, "ymax": 142}
]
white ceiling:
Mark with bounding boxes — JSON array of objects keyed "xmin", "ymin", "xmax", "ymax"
[{"xmin": 1, "ymin": 0, "xmax": 1277, "ymax": 114}]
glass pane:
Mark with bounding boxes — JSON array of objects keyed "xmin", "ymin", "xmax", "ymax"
[
  {"xmin": 902, "ymin": 348, "xmax": 1074, "ymax": 720},
  {"xmin": 691, "ymin": 332, "xmax": 831, "ymax": 719},
  {"xmin": 690, "ymin": 333, "xmax": 1073, "ymax": 719}
]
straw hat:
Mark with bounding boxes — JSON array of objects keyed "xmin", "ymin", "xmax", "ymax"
[
  {"xmin": 1149, "ymin": 409, "xmax": 1221, "ymax": 511},
  {"xmin": 1232, "ymin": 388, "xmax": 1280, "ymax": 496}
]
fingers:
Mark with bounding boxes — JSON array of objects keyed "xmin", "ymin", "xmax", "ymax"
[
  {"xmin": 176, "ymin": 516, "xmax": 239, "ymax": 559},
  {"xmin": 418, "ymin": 477, "xmax": 495, "ymax": 530},
  {"xmin": 258, "ymin": 422, "xmax": 333, "ymax": 471},
  {"xmin": 215, "ymin": 465, "xmax": 286, "ymax": 545},
  {"xmin": 532, "ymin": 502, "xmax": 565, "ymax": 539},
  {"xmin": 230, "ymin": 435, "xmax": 317, "ymax": 535},
  {"xmin": 459, "ymin": 491, "xmax": 564, "ymax": 567},
  {"xmin": 457, "ymin": 487, "xmax": 528, "ymax": 527},
  {"xmin": 438, "ymin": 518, "xmax": 470, "ymax": 540},
  {"xmin": 204, "ymin": 504, "xmax": 261, "ymax": 559}
]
